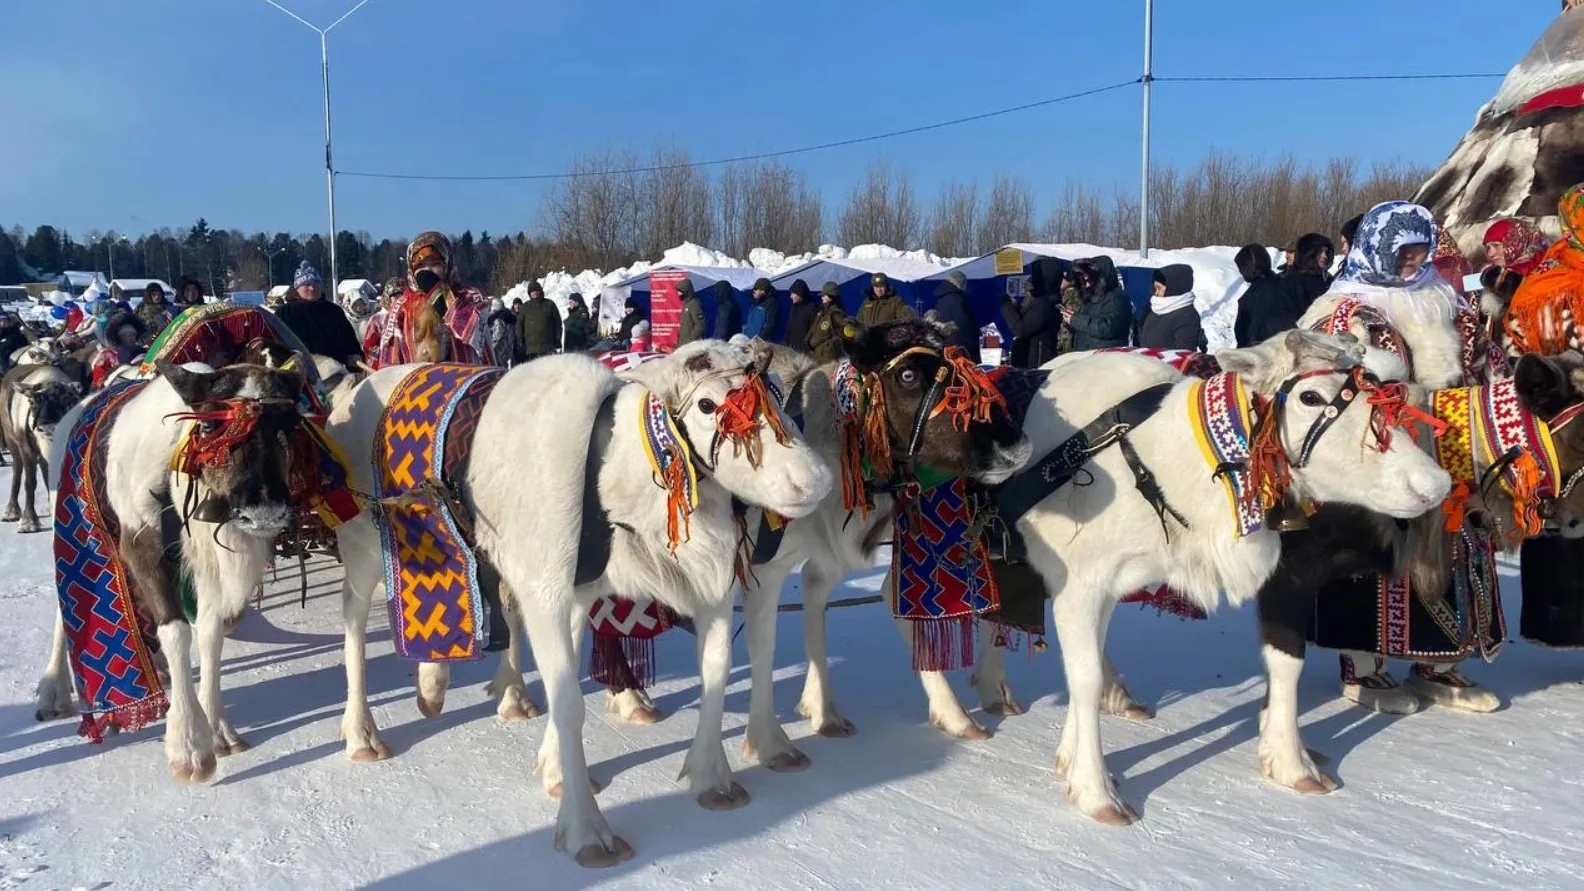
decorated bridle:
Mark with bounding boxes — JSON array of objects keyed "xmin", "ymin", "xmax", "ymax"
[{"xmin": 836, "ymin": 344, "xmax": 1005, "ymax": 518}]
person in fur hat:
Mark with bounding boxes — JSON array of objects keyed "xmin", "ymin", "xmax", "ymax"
[{"xmin": 377, "ymin": 232, "xmax": 492, "ymax": 366}]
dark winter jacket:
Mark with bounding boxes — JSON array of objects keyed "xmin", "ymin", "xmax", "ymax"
[
  {"xmin": 930, "ymin": 278, "xmax": 980, "ymax": 362},
  {"xmin": 783, "ymin": 281, "xmax": 817, "ymax": 354},
  {"xmin": 1282, "ymin": 270, "xmax": 1330, "ymax": 314},
  {"xmin": 1233, "ymin": 272, "xmax": 1300, "ymax": 348},
  {"xmin": 1137, "ymin": 264, "xmax": 1206, "ymax": 351},
  {"xmin": 617, "ymin": 309, "xmax": 644, "ymax": 346},
  {"xmin": 487, "ymin": 306, "xmax": 518, "ymax": 366},
  {"xmin": 0, "ymin": 324, "xmax": 28, "ymax": 372},
  {"xmin": 273, "ymin": 297, "xmax": 364, "ymax": 367},
  {"xmin": 516, "ymin": 296, "xmax": 563, "ymax": 357},
  {"xmin": 562, "ymin": 301, "xmax": 597, "ymax": 352},
  {"xmin": 1283, "ymin": 233, "xmax": 1334, "ymax": 313},
  {"xmin": 1003, "ymin": 294, "xmax": 1060, "ymax": 368},
  {"xmin": 856, "ymin": 291, "xmax": 915, "ymax": 328},
  {"xmin": 808, "ymin": 305, "xmax": 846, "ymax": 364},
  {"xmin": 712, "ymin": 281, "xmax": 743, "ymax": 340},
  {"xmin": 1067, "ymin": 256, "xmax": 1133, "ymax": 351},
  {"xmin": 135, "ymin": 297, "xmax": 176, "ymax": 335},
  {"xmin": 677, "ymin": 280, "xmax": 708, "ymax": 346},
  {"xmin": 744, "ymin": 280, "xmax": 779, "ymax": 341}
]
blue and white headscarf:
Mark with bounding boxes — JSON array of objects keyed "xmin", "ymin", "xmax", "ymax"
[{"xmin": 1337, "ymin": 201, "xmax": 1440, "ymax": 289}]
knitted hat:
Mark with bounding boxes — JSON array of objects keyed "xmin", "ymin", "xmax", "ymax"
[
  {"xmin": 820, "ymin": 281, "xmax": 840, "ymax": 299},
  {"xmin": 789, "ymin": 279, "xmax": 810, "ymax": 298},
  {"xmin": 753, "ymin": 277, "xmax": 773, "ymax": 293},
  {"xmin": 293, "ymin": 261, "xmax": 322, "ymax": 289}
]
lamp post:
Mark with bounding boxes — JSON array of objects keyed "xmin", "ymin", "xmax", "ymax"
[
  {"xmin": 104, "ymin": 235, "xmax": 128, "ymax": 286},
  {"xmin": 258, "ymin": 0, "xmax": 380, "ymax": 299},
  {"xmin": 1140, "ymin": 0, "xmax": 1154, "ymax": 259},
  {"xmin": 259, "ymin": 245, "xmax": 288, "ymax": 289}
]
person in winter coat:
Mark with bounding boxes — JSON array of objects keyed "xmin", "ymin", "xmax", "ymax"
[
  {"xmin": 743, "ymin": 277, "xmax": 779, "ymax": 341},
  {"xmin": 1339, "ymin": 214, "xmax": 1363, "ymax": 263},
  {"xmin": 178, "ymin": 277, "xmax": 205, "ymax": 308},
  {"xmin": 486, "ymin": 298, "xmax": 517, "ymax": 367},
  {"xmin": 515, "ymin": 280, "xmax": 562, "ymax": 361},
  {"xmin": 1136, "ymin": 264, "xmax": 1206, "ymax": 351},
  {"xmin": 1232, "ymin": 244, "xmax": 1300, "ymax": 347},
  {"xmin": 562, "ymin": 292, "xmax": 597, "ymax": 352},
  {"xmin": 807, "ymin": 282, "xmax": 847, "ymax": 363},
  {"xmin": 273, "ymin": 261, "xmax": 365, "ymax": 368},
  {"xmin": 856, "ymin": 273, "xmax": 916, "ymax": 328},
  {"xmin": 616, "ymin": 301, "xmax": 646, "ymax": 348},
  {"xmin": 135, "ymin": 282, "xmax": 176, "ymax": 337},
  {"xmin": 1054, "ymin": 266, "xmax": 1083, "ymax": 353},
  {"xmin": 677, "ymin": 279, "xmax": 708, "ymax": 346},
  {"xmin": 0, "ymin": 313, "xmax": 27, "ymax": 373},
  {"xmin": 783, "ymin": 279, "xmax": 817, "ymax": 354},
  {"xmin": 1283, "ymin": 233, "xmax": 1335, "ymax": 313},
  {"xmin": 930, "ymin": 271, "xmax": 980, "ymax": 362},
  {"xmin": 1002, "ymin": 259, "xmax": 1061, "ymax": 368},
  {"xmin": 1064, "ymin": 256, "xmax": 1133, "ymax": 350},
  {"xmin": 712, "ymin": 280, "xmax": 743, "ymax": 340}
]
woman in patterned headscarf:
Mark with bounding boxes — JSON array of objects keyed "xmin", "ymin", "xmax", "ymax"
[
  {"xmin": 1503, "ymin": 184, "xmax": 1584, "ymax": 356},
  {"xmin": 376, "ymin": 232, "xmax": 493, "ymax": 366},
  {"xmin": 1299, "ymin": 199, "xmax": 1507, "ymax": 716}
]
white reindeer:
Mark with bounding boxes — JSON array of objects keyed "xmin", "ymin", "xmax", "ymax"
[
  {"xmin": 991, "ymin": 331, "xmax": 1450, "ymax": 824},
  {"xmin": 1, "ymin": 364, "xmax": 80, "ymax": 532},
  {"xmin": 329, "ymin": 341, "xmax": 833, "ymax": 867}
]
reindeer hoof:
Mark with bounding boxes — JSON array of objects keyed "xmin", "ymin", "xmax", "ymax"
[
  {"xmin": 696, "ymin": 782, "xmax": 750, "ymax": 811},
  {"xmin": 1116, "ymin": 704, "xmax": 1155, "ymax": 721},
  {"xmin": 625, "ymin": 704, "xmax": 663, "ymax": 724},
  {"xmin": 349, "ymin": 743, "xmax": 391, "ymax": 763},
  {"xmin": 498, "ymin": 700, "xmax": 542, "ymax": 722},
  {"xmin": 548, "ymin": 777, "xmax": 606, "ymax": 799},
  {"xmin": 574, "ymin": 837, "xmax": 634, "ymax": 869},
  {"xmin": 416, "ymin": 692, "xmax": 444, "ymax": 719},
  {"xmin": 172, "ymin": 754, "xmax": 218, "ymax": 783},
  {"xmin": 984, "ymin": 699, "xmax": 1024, "ymax": 717},
  {"xmin": 1290, "ymin": 773, "xmax": 1339, "ymax": 794},
  {"xmin": 16, "ymin": 518, "xmax": 41, "ymax": 534},
  {"xmin": 1091, "ymin": 803, "xmax": 1139, "ymax": 827},
  {"xmin": 0, "ymin": 508, "xmax": 17, "ymax": 523},
  {"xmin": 815, "ymin": 718, "xmax": 857, "ymax": 738},
  {"xmin": 766, "ymin": 750, "xmax": 811, "ymax": 773},
  {"xmin": 932, "ymin": 716, "xmax": 991, "ymax": 741},
  {"xmin": 215, "ymin": 739, "xmax": 251, "ymax": 757}
]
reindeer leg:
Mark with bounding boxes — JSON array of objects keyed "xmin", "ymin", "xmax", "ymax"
[
  {"xmin": 742, "ymin": 563, "xmax": 808, "ymax": 771},
  {"xmin": 2, "ymin": 452, "xmax": 21, "ymax": 522},
  {"xmin": 908, "ymin": 614, "xmax": 990, "ymax": 740},
  {"xmin": 797, "ymin": 561, "xmax": 856, "ymax": 737},
  {"xmin": 157, "ymin": 620, "xmax": 217, "ymax": 782},
  {"xmin": 523, "ymin": 595, "xmax": 630, "ymax": 868},
  {"xmin": 540, "ymin": 608, "xmax": 603, "ymax": 800},
  {"xmin": 416, "ymin": 661, "xmax": 451, "ymax": 718},
  {"xmin": 16, "ymin": 457, "xmax": 42, "ymax": 533},
  {"xmin": 339, "ymin": 517, "xmax": 389, "ymax": 761},
  {"xmin": 681, "ymin": 596, "xmax": 748, "ymax": 810},
  {"xmin": 34, "ymin": 609, "xmax": 78, "ymax": 721},
  {"xmin": 973, "ymin": 620, "xmax": 1023, "ymax": 717},
  {"xmin": 1257, "ymin": 575, "xmax": 1337, "ymax": 793},
  {"xmin": 1053, "ymin": 588, "xmax": 1136, "ymax": 826},
  {"xmin": 488, "ymin": 597, "xmax": 542, "ymax": 722}
]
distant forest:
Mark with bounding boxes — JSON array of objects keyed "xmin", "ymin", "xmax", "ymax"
[{"xmin": 1, "ymin": 147, "xmax": 1431, "ymax": 296}]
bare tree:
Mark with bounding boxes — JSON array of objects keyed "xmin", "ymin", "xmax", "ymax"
[
  {"xmin": 539, "ymin": 149, "xmax": 643, "ymax": 271},
  {"xmin": 638, "ymin": 142, "xmax": 714, "ymax": 258},
  {"xmin": 927, "ymin": 179, "xmax": 979, "ymax": 257},
  {"xmin": 975, "ymin": 173, "xmax": 1036, "ymax": 252},
  {"xmin": 717, "ymin": 161, "xmax": 823, "ymax": 256},
  {"xmin": 837, "ymin": 159, "xmax": 920, "ymax": 248}
]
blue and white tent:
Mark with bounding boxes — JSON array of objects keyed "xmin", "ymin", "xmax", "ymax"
[
  {"xmin": 767, "ymin": 256, "xmax": 946, "ymax": 321},
  {"xmin": 597, "ymin": 265, "xmax": 772, "ymax": 335}
]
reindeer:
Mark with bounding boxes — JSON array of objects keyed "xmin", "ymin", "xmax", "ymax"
[
  {"xmin": 35, "ymin": 362, "xmax": 333, "ymax": 781},
  {"xmin": 0, "ymin": 364, "xmax": 81, "ymax": 532},
  {"xmin": 329, "ymin": 341, "xmax": 832, "ymax": 867}
]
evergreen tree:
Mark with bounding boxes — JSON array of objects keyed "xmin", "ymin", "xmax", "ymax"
[
  {"xmin": 24, "ymin": 225, "xmax": 62, "ymax": 275},
  {"xmin": 0, "ymin": 231, "xmax": 21, "ymax": 284},
  {"xmin": 333, "ymin": 230, "xmax": 365, "ymax": 281}
]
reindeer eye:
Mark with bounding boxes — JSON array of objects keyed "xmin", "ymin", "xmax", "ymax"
[
  {"xmin": 1299, "ymin": 390, "xmax": 1327, "ymax": 408},
  {"xmin": 697, "ymin": 398, "xmax": 718, "ymax": 415},
  {"xmin": 898, "ymin": 367, "xmax": 920, "ymax": 386}
]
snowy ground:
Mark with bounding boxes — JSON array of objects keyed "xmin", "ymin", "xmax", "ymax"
[{"xmin": 2, "ymin": 460, "xmax": 1583, "ymax": 890}]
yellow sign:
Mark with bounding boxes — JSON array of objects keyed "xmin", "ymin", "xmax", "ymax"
[{"xmin": 993, "ymin": 249, "xmax": 1023, "ymax": 276}]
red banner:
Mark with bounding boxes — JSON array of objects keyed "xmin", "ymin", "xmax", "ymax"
[{"xmin": 648, "ymin": 270, "xmax": 689, "ymax": 354}]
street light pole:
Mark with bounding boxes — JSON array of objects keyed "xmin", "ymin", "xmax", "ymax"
[
  {"xmin": 259, "ymin": 245, "xmax": 287, "ymax": 289},
  {"xmin": 260, "ymin": 0, "xmax": 379, "ymax": 302},
  {"xmin": 1140, "ymin": 0, "xmax": 1154, "ymax": 259}
]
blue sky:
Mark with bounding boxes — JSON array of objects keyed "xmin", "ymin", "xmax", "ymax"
[{"xmin": 0, "ymin": 0, "xmax": 1554, "ymax": 241}]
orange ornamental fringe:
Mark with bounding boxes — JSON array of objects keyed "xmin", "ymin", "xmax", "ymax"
[
  {"xmin": 1508, "ymin": 450, "xmax": 1548, "ymax": 539},
  {"xmin": 660, "ymin": 444, "xmax": 692, "ymax": 554},
  {"xmin": 167, "ymin": 400, "xmax": 270, "ymax": 476},
  {"xmin": 1504, "ymin": 184, "xmax": 1584, "ymax": 354},
  {"xmin": 714, "ymin": 368, "xmax": 791, "ymax": 469},
  {"xmin": 1246, "ymin": 396, "xmax": 1292, "ymax": 515},
  {"xmin": 932, "ymin": 347, "xmax": 1007, "ymax": 431},
  {"xmin": 860, "ymin": 374, "xmax": 894, "ymax": 480}
]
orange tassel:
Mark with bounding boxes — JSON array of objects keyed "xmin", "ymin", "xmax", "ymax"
[
  {"xmin": 1508, "ymin": 450, "xmax": 1546, "ymax": 538},
  {"xmin": 1248, "ymin": 398, "xmax": 1292, "ymax": 513},
  {"xmin": 660, "ymin": 445, "xmax": 692, "ymax": 553},
  {"xmin": 714, "ymin": 369, "xmax": 792, "ymax": 469},
  {"xmin": 861, "ymin": 376, "xmax": 893, "ymax": 479},
  {"xmin": 931, "ymin": 347, "xmax": 1007, "ymax": 431},
  {"xmin": 1441, "ymin": 480, "xmax": 1471, "ymax": 533}
]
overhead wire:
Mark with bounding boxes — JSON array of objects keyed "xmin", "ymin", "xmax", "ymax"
[{"xmin": 334, "ymin": 71, "xmax": 1507, "ymax": 184}]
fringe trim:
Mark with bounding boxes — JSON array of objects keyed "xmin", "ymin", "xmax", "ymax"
[
  {"xmin": 77, "ymin": 693, "xmax": 169, "ymax": 744},
  {"xmin": 910, "ymin": 615, "xmax": 977, "ymax": 672},
  {"xmin": 589, "ymin": 633, "xmax": 656, "ymax": 692}
]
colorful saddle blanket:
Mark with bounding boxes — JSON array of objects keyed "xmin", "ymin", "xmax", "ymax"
[
  {"xmin": 892, "ymin": 477, "xmax": 1001, "ymax": 672},
  {"xmin": 375, "ymin": 364, "xmax": 506, "ymax": 662},
  {"xmin": 1096, "ymin": 347, "xmax": 1221, "ymax": 379},
  {"xmin": 54, "ymin": 380, "xmax": 165, "ymax": 742},
  {"xmin": 140, "ymin": 303, "xmax": 330, "ymax": 411}
]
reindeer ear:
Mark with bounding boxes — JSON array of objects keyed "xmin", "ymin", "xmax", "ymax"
[
  {"xmin": 1212, "ymin": 345, "xmax": 1279, "ymax": 388},
  {"xmin": 745, "ymin": 337, "xmax": 775, "ymax": 373},
  {"xmin": 840, "ymin": 320, "xmax": 887, "ymax": 372},
  {"xmin": 1514, "ymin": 354, "xmax": 1575, "ymax": 420},
  {"xmin": 159, "ymin": 362, "xmax": 212, "ymax": 406}
]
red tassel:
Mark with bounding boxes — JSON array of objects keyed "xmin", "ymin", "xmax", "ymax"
[
  {"xmin": 910, "ymin": 616, "xmax": 977, "ymax": 672},
  {"xmin": 588, "ymin": 633, "xmax": 657, "ymax": 692}
]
